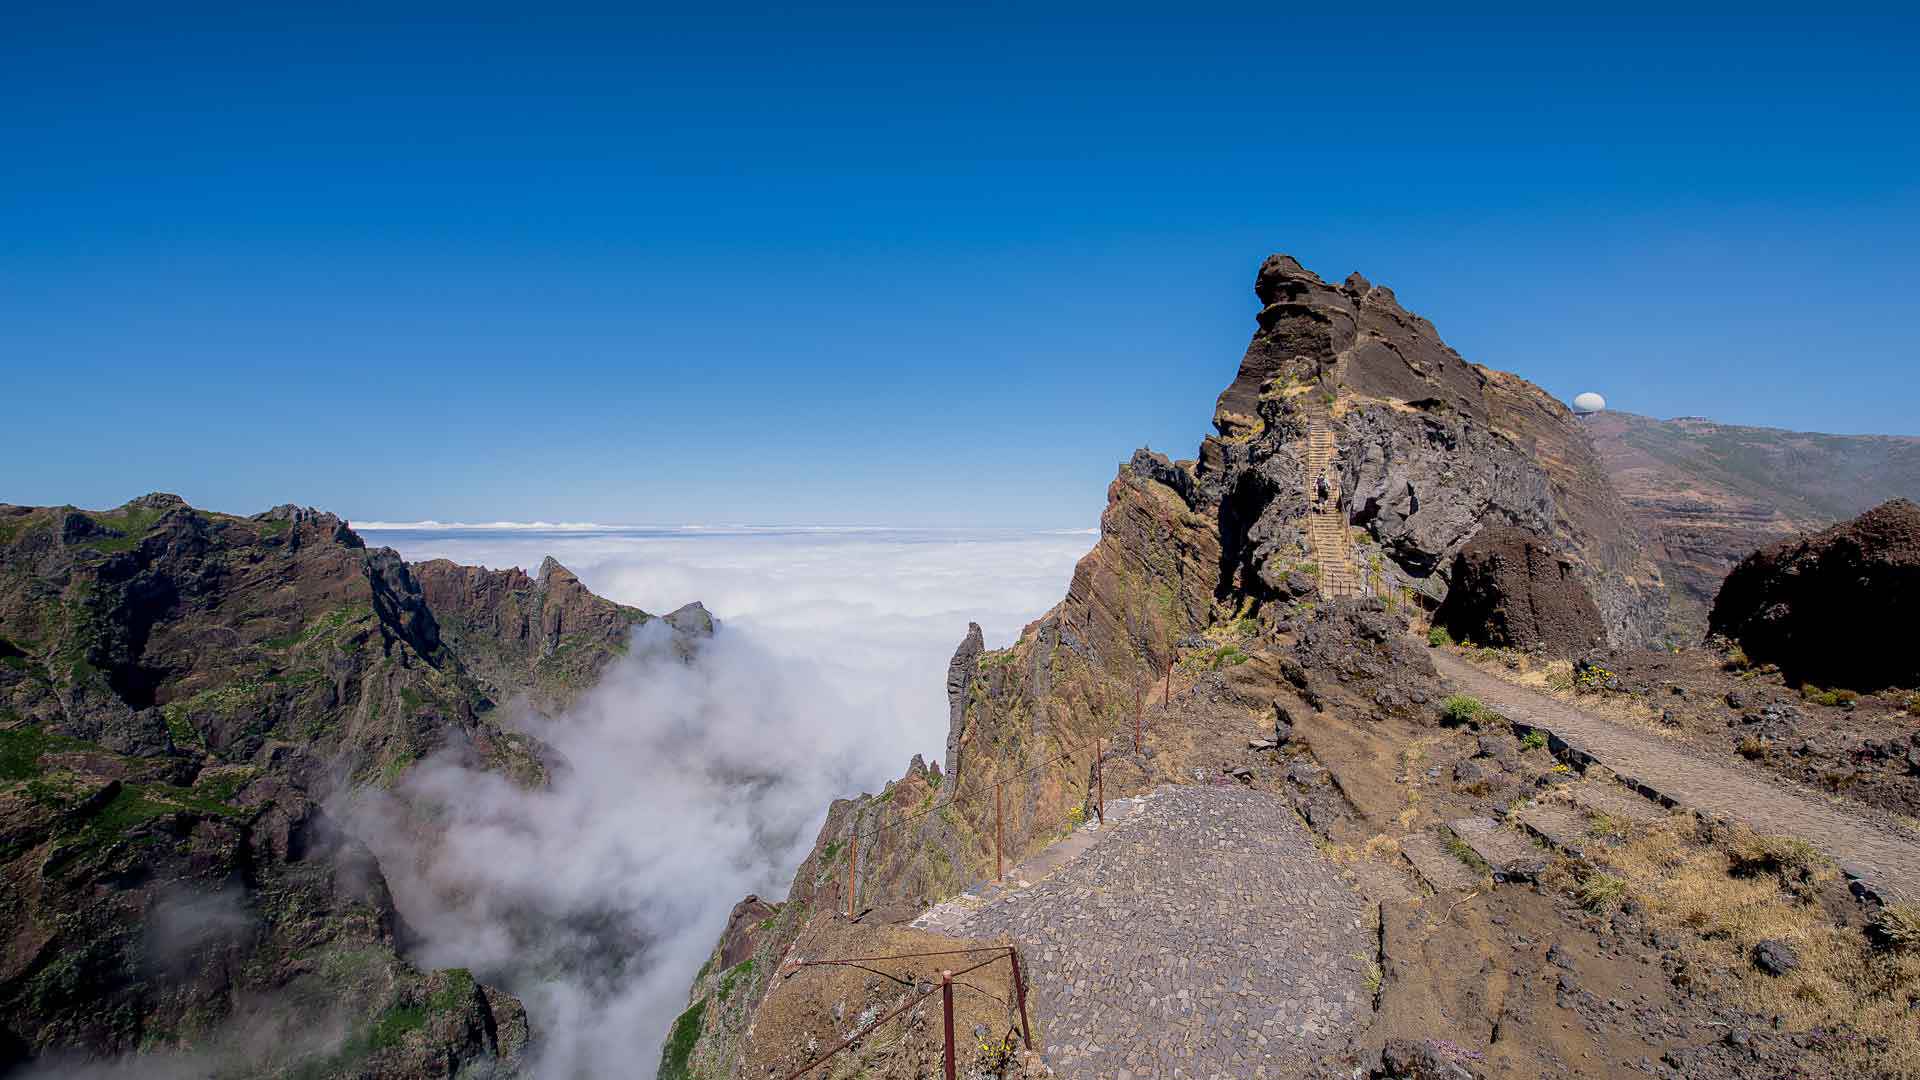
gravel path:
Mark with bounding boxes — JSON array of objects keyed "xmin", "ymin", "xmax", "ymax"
[
  {"xmin": 1434, "ymin": 651, "xmax": 1920, "ymax": 903},
  {"xmin": 936, "ymin": 784, "xmax": 1373, "ymax": 1079}
]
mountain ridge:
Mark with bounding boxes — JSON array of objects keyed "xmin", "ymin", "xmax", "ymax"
[{"xmin": 0, "ymin": 492, "xmax": 706, "ymax": 1077}]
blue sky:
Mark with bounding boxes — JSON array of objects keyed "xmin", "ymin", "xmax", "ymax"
[{"xmin": 3, "ymin": 8, "xmax": 1916, "ymax": 527}]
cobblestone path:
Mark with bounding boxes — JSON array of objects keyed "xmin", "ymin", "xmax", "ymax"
[
  {"xmin": 1435, "ymin": 651, "xmax": 1920, "ymax": 903},
  {"xmin": 938, "ymin": 785, "xmax": 1374, "ymax": 1079}
]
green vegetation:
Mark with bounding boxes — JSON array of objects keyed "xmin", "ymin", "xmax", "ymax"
[
  {"xmin": 428, "ymin": 968, "xmax": 476, "ymax": 1012},
  {"xmin": 657, "ymin": 997, "xmax": 709, "ymax": 1080},
  {"xmin": 161, "ymin": 704, "xmax": 201, "ymax": 749},
  {"xmin": 76, "ymin": 785, "xmax": 172, "ymax": 842},
  {"xmin": 368, "ymin": 1004, "xmax": 427, "ymax": 1050},
  {"xmin": 716, "ymin": 958, "xmax": 755, "ymax": 1003},
  {"xmin": 1439, "ymin": 695, "xmax": 1482, "ymax": 725},
  {"xmin": 1800, "ymin": 685, "xmax": 1859, "ymax": 707},
  {"xmin": 1587, "ymin": 813, "xmax": 1629, "ymax": 840},
  {"xmin": 1426, "ymin": 625, "xmax": 1454, "ymax": 647},
  {"xmin": 77, "ymin": 504, "xmax": 169, "ymax": 553},
  {"xmin": 1576, "ymin": 870, "xmax": 1627, "ymax": 911},
  {"xmin": 263, "ymin": 606, "xmax": 364, "ymax": 651},
  {"xmin": 379, "ymin": 749, "xmax": 417, "ymax": 787},
  {"xmin": 1520, "ymin": 730, "xmax": 1549, "ymax": 751},
  {"xmin": 1443, "ymin": 832, "xmax": 1490, "ymax": 873},
  {"xmin": 1205, "ymin": 644, "xmax": 1250, "ymax": 669},
  {"xmin": 0, "ymin": 725, "xmax": 57, "ymax": 781},
  {"xmin": 190, "ymin": 767, "xmax": 259, "ymax": 806}
]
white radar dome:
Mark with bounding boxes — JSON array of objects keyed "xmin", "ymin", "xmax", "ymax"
[{"xmin": 1571, "ymin": 392, "xmax": 1607, "ymax": 415}]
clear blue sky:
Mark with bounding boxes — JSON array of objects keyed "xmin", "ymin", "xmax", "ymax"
[{"xmin": 4, "ymin": 8, "xmax": 1916, "ymax": 527}]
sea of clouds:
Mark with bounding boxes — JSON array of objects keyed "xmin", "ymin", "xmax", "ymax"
[{"xmin": 347, "ymin": 524, "xmax": 1096, "ymax": 1076}]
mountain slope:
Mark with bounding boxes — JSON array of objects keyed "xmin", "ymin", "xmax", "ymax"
[
  {"xmin": 0, "ymin": 494, "xmax": 699, "ymax": 1076},
  {"xmin": 668, "ymin": 253, "xmax": 1670, "ymax": 1078},
  {"xmin": 1584, "ymin": 411, "xmax": 1920, "ymax": 633}
]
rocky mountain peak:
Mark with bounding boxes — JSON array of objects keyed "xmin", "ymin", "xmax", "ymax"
[{"xmin": 1203, "ymin": 253, "xmax": 1667, "ymax": 645}]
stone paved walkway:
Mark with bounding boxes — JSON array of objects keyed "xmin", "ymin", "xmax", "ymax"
[
  {"xmin": 934, "ymin": 785, "xmax": 1373, "ymax": 1079},
  {"xmin": 1434, "ymin": 651, "xmax": 1920, "ymax": 903}
]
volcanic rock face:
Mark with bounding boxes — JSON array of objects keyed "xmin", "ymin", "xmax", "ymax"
[
  {"xmin": 1435, "ymin": 526, "xmax": 1604, "ymax": 654},
  {"xmin": 0, "ymin": 494, "xmax": 703, "ymax": 1076},
  {"xmin": 1709, "ymin": 498, "xmax": 1920, "ymax": 688},
  {"xmin": 1210, "ymin": 255, "xmax": 1666, "ymax": 645}
]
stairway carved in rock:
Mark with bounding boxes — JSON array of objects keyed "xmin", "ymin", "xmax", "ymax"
[{"xmin": 1303, "ymin": 420, "xmax": 1365, "ymax": 600}]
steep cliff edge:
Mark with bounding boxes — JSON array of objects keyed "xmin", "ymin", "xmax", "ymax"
[
  {"xmin": 0, "ymin": 494, "xmax": 701, "ymax": 1076},
  {"xmin": 671, "ymin": 253, "xmax": 1663, "ymax": 1078}
]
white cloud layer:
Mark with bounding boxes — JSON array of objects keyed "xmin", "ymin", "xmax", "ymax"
[{"xmin": 349, "ymin": 525, "xmax": 1092, "ymax": 1075}]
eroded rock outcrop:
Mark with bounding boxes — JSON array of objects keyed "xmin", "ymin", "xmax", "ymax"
[
  {"xmin": 1709, "ymin": 498, "xmax": 1920, "ymax": 688},
  {"xmin": 1210, "ymin": 255, "xmax": 1666, "ymax": 644},
  {"xmin": 1436, "ymin": 526, "xmax": 1605, "ymax": 654}
]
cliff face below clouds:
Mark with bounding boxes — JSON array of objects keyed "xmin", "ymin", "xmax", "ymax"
[
  {"xmin": 1584, "ymin": 411, "xmax": 1920, "ymax": 636},
  {"xmin": 0, "ymin": 494, "xmax": 702, "ymax": 1077},
  {"xmin": 670, "ymin": 253, "xmax": 1667, "ymax": 1078}
]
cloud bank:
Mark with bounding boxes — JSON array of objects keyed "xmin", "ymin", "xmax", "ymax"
[{"xmin": 350, "ymin": 525, "xmax": 1092, "ymax": 1075}]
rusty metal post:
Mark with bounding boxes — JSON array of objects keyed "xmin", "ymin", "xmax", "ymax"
[
  {"xmin": 941, "ymin": 971, "xmax": 957, "ymax": 1080},
  {"xmin": 1095, "ymin": 738, "xmax": 1104, "ymax": 824},
  {"xmin": 846, "ymin": 829, "xmax": 856, "ymax": 920},
  {"xmin": 1008, "ymin": 949, "xmax": 1033, "ymax": 1050},
  {"xmin": 994, "ymin": 785, "xmax": 1003, "ymax": 883}
]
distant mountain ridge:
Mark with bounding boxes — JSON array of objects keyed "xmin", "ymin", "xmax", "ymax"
[
  {"xmin": 1582, "ymin": 411, "xmax": 1920, "ymax": 634},
  {"xmin": 0, "ymin": 493, "xmax": 709, "ymax": 1076}
]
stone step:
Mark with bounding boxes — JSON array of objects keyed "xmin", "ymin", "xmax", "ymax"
[
  {"xmin": 1515, "ymin": 804, "xmax": 1593, "ymax": 859},
  {"xmin": 1564, "ymin": 781, "xmax": 1666, "ymax": 827},
  {"xmin": 1447, "ymin": 818, "xmax": 1550, "ymax": 882},
  {"xmin": 1399, "ymin": 833, "xmax": 1486, "ymax": 892}
]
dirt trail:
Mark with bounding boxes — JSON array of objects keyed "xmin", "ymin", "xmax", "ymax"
[{"xmin": 1433, "ymin": 650, "xmax": 1920, "ymax": 903}]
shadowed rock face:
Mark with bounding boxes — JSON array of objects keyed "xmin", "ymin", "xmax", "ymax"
[
  {"xmin": 1436, "ymin": 526, "xmax": 1604, "ymax": 655},
  {"xmin": 1710, "ymin": 498, "xmax": 1920, "ymax": 689},
  {"xmin": 0, "ymin": 494, "xmax": 706, "ymax": 1076}
]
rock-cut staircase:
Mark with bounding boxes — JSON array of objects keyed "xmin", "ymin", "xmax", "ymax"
[{"xmin": 1303, "ymin": 420, "xmax": 1364, "ymax": 600}]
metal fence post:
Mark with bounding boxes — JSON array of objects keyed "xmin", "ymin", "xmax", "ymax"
[
  {"xmin": 1008, "ymin": 948, "xmax": 1033, "ymax": 1050},
  {"xmin": 941, "ymin": 971, "xmax": 957, "ymax": 1080}
]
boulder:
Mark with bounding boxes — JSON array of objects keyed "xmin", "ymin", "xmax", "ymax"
[
  {"xmin": 1434, "ymin": 526, "xmax": 1604, "ymax": 654},
  {"xmin": 1753, "ymin": 939, "xmax": 1800, "ymax": 977},
  {"xmin": 1710, "ymin": 498, "xmax": 1920, "ymax": 688}
]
